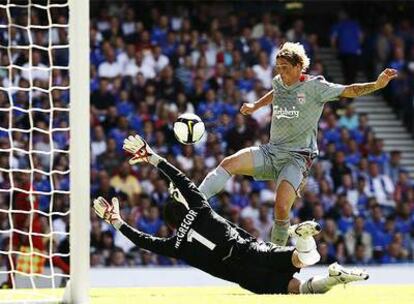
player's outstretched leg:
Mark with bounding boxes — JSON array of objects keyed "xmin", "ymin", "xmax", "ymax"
[
  {"xmin": 289, "ymin": 221, "xmax": 321, "ymax": 266},
  {"xmin": 299, "ymin": 262, "xmax": 369, "ymax": 294},
  {"xmin": 199, "ymin": 148, "xmax": 255, "ymax": 200},
  {"xmin": 198, "ymin": 165, "xmax": 232, "ymax": 200}
]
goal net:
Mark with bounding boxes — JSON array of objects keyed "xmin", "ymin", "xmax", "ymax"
[{"xmin": 0, "ymin": 0, "xmax": 89, "ymax": 302}]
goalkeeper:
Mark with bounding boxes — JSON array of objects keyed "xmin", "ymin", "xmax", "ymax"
[{"xmin": 93, "ymin": 135, "xmax": 368, "ymax": 295}]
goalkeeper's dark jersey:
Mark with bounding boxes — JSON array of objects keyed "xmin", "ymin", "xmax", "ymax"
[{"xmin": 119, "ymin": 160, "xmax": 299, "ymax": 294}]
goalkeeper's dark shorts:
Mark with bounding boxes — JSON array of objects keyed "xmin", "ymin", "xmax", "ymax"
[{"xmin": 225, "ymin": 244, "xmax": 300, "ymax": 294}]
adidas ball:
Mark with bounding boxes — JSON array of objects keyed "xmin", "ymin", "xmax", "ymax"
[{"xmin": 173, "ymin": 113, "xmax": 205, "ymax": 145}]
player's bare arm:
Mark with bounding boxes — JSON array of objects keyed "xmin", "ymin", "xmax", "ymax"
[
  {"xmin": 340, "ymin": 68, "xmax": 398, "ymax": 98},
  {"xmin": 240, "ymin": 89, "xmax": 274, "ymax": 115}
]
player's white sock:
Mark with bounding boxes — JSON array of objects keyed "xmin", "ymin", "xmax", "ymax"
[
  {"xmin": 299, "ymin": 275, "xmax": 337, "ymax": 294},
  {"xmin": 198, "ymin": 166, "xmax": 231, "ymax": 199},
  {"xmin": 295, "ymin": 236, "xmax": 320, "ymax": 265}
]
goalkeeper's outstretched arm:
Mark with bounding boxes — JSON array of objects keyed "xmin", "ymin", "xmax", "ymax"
[
  {"xmin": 93, "ymin": 197, "xmax": 178, "ymax": 258},
  {"xmin": 123, "ymin": 135, "xmax": 208, "ymax": 209},
  {"xmin": 157, "ymin": 160, "xmax": 207, "ymax": 209},
  {"xmin": 118, "ymin": 222, "xmax": 178, "ymax": 258}
]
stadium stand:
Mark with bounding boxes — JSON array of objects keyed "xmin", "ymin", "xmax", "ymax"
[{"xmin": 1, "ymin": 1, "xmax": 413, "ymax": 271}]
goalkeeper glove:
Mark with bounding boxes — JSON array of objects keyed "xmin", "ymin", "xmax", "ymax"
[
  {"xmin": 123, "ymin": 135, "xmax": 162, "ymax": 166},
  {"xmin": 93, "ymin": 196, "xmax": 123, "ymax": 229}
]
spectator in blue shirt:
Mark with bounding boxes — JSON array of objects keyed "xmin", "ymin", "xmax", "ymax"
[
  {"xmin": 345, "ymin": 139, "xmax": 361, "ymax": 167},
  {"xmin": 339, "ymin": 104, "xmax": 359, "ymax": 130},
  {"xmin": 151, "ymin": 15, "xmax": 169, "ymax": 48},
  {"xmin": 368, "ymin": 138, "xmax": 390, "ymax": 174},
  {"xmin": 116, "ymin": 91, "xmax": 135, "ymax": 118},
  {"xmin": 337, "ymin": 202, "xmax": 355, "ymax": 233},
  {"xmin": 330, "ymin": 10, "xmax": 362, "ymax": 84},
  {"xmin": 350, "ymin": 113, "xmax": 371, "ymax": 144},
  {"xmin": 137, "ymin": 206, "xmax": 164, "ymax": 235}
]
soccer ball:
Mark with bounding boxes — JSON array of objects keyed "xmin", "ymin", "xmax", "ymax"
[{"xmin": 173, "ymin": 113, "xmax": 205, "ymax": 145}]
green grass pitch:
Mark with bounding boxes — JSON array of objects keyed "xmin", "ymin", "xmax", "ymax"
[{"xmin": 1, "ymin": 285, "xmax": 413, "ymax": 303}]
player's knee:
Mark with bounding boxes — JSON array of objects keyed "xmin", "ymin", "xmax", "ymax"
[
  {"xmin": 287, "ymin": 278, "xmax": 301, "ymax": 294},
  {"xmin": 274, "ymin": 201, "xmax": 290, "ymax": 218},
  {"xmin": 220, "ymin": 157, "xmax": 237, "ymax": 174}
]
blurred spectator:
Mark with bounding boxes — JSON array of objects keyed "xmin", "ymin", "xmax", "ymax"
[
  {"xmin": 254, "ymin": 204, "xmax": 272, "ymax": 241},
  {"xmin": 330, "ymin": 151, "xmax": 352, "ymax": 191},
  {"xmin": 345, "ymin": 139, "xmax": 361, "ymax": 167},
  {"xmin": 91, "ymin": 125, "xmax": 107, "ymax": 164},
  {"xmin": 394, "ymin": 171, "xmax": 413, "ymax": 203},
  {"xmin": 137, "ymin": 205, "xmax": 163, "ymax": 235},
  {"xmin": 317, "ymin": 242, "xmax": 336, "ymax": 265},
  {"xmin": 225, "ymin": 113, "xmax": 255, "ymax": 155},
  {"xmin": 252, "ymin": 51, "xmax": 272, "ymax": 89},
  {"xmin": 110, "ymin": 161, "xmax": 142, "ymax": 205},
  {"xmin": 98, "ymin": 47, "xmax": 122, "ymax": 79},
  {"xmin": 150, "ymin": 178, "xmax": 169, "ymax": 207},
  {"xmin": 368, "ymin": 138, "xmax": 389, "ymax": 173},
  {"xmin": 147, "ymin": 45, "xmax": 170, "ymax": 73},
  {"xmin": 338, "ymin": 104, "xmax": 358, "ymax": 130},
  {"xmin": 365, "ymin": 162, "xmax": 395, "ymax": 208},
  {"xmin": 381, "ymin": 237, "xmax": 409, "ymax": 264},
  {"xmin": 108, "ymin": 247, "xmax": 128, "ymax": 267},
  {"xmin": 351, "ymin": 243, "xmax": 371, "ymax": 265},
  {"xmin": 344, "ymin": 217, "xmax": 373, "ymax": 262},
  {"xmin": 385, "ymin": 150, "xmax": 406, "ymax": 184},
  {"xmin": 240, "ymin": 191, "xmax": 261, "ymax": 221},
  {"xmin": 97, "ymin": 138, "xmax": 122, "ymax": 175},
  {"xmin": 21, "ymin": 51, "xmax": 49, "ymax": 82},
  {"xmin": 337, "ymin": 202, "xmax": 355, "ymax": 233},
  {"xmin": 336, "ymin": 174, "xmax": 359, "ymax": 213},
  {"xmin": 91, "ymin": 78, "xmax": 116, "ymax": 117},
  {"xmin": 330, "ymin": 10, "xmax": 362, "ymax": 84}
]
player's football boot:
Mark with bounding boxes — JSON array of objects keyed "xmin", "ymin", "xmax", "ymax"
[
  {"xmin": 328, "ymin": 262, "xmax": 369, "ymax": 284},
  {"xmin": 123, "ymin": 135, "xmax": 156, "ymax": 164},
  {"xmin": 289, "ymin": 221, "xmax": 321, "ymax": 266},
  {"xmin": 289, "ymin": 220, "xmax": 321, "ymax": 238}
]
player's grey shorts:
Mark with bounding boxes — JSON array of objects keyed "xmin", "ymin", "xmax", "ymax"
[{"xmin": 250, "ymin": 144, "xmax": 313, "ymax": 194}]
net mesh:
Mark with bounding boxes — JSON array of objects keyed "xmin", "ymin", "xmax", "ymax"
[{"xmin": 0, "ymin": 0, "xmax": 70, "ymax": 289}]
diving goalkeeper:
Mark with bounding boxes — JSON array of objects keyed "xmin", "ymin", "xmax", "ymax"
[{"xmin": 93, "ymin": 135, "xmax": 368, "ymax": 295}]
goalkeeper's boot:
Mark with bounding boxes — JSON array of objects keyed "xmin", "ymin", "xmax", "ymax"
[
  {"xmin": 328, "ymin": 262, "xmax": 369, "ymax": 284},
  {"xmin": 123, "ymin": 135, "xmax": 159, "ymax": 165},
  {"xmin": 289, "ymin": 221, "xmax": 321, "ymax": 266}
]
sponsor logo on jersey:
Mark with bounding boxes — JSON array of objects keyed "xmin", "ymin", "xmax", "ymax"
[
  {"xmin": 175, "ymin": 209, "xmax": 198, "ymax": 249},
  {"xmin": 273, "ymin": 105, "xmax": 300, "ymax": 119},
  {"xmin": 297, "ymin": 92, "xmax": 306, "ymax": 104}
]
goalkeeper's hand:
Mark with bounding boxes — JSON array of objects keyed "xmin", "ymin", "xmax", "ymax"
[
  {"xmin": 123, "ymin": 135, "xmax": 161, "ymax": 166},
  {"xmin": 93, "ymin": 196, "xmax": 123, "ymax": 229}
]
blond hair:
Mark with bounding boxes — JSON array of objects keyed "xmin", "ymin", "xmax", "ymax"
[{"xmin": 276, "ymin": 42, "xmax": 310, "ymax": 72}]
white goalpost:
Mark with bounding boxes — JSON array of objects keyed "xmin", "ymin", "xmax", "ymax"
[
  {"xmin": 0, "ymin": 0, "xmax": 89, "ymax": 303},
  {"xmin": 68, "ymin": 0, "xmax": 89, "ymax": 302}
]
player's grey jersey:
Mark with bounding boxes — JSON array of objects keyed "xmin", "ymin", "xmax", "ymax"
[{"xmin": 269, "ymin": 74, "xmax": 345, "ymax": 154}]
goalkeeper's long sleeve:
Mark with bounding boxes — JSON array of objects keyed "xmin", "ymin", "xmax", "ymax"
[
  {"xmin": 157, "ymin": 160, "xmax": 208, "ymax": 209},
  {"xmin": 118, "ymin": 222, "xmax": 178, "ymax": 258}
]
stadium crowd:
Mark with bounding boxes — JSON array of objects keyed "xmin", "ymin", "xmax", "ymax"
[{"xmin": 0, "ymin": 1, "xmax": 413, "ymax": 272}]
